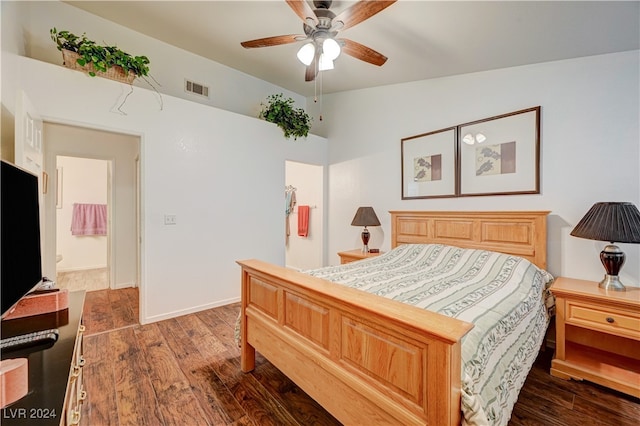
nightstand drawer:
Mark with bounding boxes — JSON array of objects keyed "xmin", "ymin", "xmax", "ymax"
[{"xmin": 566, "ymin": 301, "xmax": 640, "ymax": 340}]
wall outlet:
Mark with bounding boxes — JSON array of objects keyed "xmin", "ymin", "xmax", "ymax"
[{"xmin": 164, "ymin": 214, "xmax": 177, "ymax": 225}]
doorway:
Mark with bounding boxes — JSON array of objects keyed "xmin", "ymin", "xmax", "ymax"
[
  {"xmin": 43, "ymin": 123, "xmax": 140, "ymax": 295},
  {"xmin": 55, "ymin": 156, "xmax": 110, "ymax": 292},
  {"xmin": 285, "ymin": 160, "xmax": 324, "ymax": 270}
]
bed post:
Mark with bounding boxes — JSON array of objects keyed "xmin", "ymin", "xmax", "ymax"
[{"xmin": 240, "ymin": 268, "xmax": 255, "ymax": 372}]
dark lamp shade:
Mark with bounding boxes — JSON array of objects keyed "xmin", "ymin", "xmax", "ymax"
[
  {"xmin": 570, "ymin": 202, "xmax": 640, "ymax": 244},
  {"xmin": 351, "ymin": 207, "xmax": 381, "ymax": 227}
]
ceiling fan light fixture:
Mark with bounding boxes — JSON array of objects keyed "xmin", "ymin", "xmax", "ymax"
[
  {"xmin": 322, "ymin": 38, "xmax": 341, "ymax": 61},
  {"xmin": 297, "ymin": 42, "xmax": 315, "ymax": 66},
  {"xmin": 319, "ymin": 54, "xmax": 334, "ymax": 71},
  {"xmin": 240, "ymin": 0, "xmax": 396, "ymax": 83}
]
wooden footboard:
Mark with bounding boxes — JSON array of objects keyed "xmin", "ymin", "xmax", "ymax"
[{"xmin": 238, "ymin": 259, "xmax": 474, "ymax": 425}]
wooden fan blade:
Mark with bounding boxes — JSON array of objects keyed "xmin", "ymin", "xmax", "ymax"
[
  {"xmin": 241, "ymin": 35, "xmax": 303, "ymax": 48},
  {"xmin": 340, "ymin": 38, "xmax": 388, "ymax": 66},
  {"xmin": 286, "ymin": 0, "xmax": 318, "ymax": 26},
  {"xmin": 332, "ymin": 0, "xmax": 396, "ymax": 31},
  {"xmin": 305, "ymin": 52, "xmax": 320, "ymax": 81}
]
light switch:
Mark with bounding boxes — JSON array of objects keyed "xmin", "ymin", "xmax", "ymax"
[{"xmin": 164, "ymin": 214, "xmax": 177, "ymax": 225}]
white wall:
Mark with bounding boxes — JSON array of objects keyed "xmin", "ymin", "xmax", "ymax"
[
  {"xmin": 9, "ymin": 55, "xmax": 327, "ymax": 324},
  {"xmin": 311, "ymin": 50, "xmax": 640, "ymax": 286},
  {"xmin": 4, "ymin": 1, "xmax": 639, "ymax": 317},
  {"xmin": 2, "ymin": 1, "xmax": 328, "ymax": 323},
  {"xmin": 55, "ymin": 156, "xmax": 108, "ymax": 272},
  {"xmin": 0, "ymin": 1, "xmax": 22, "ymax": 152},
  {"xmin": 285, "ymin": 161, "xmax": 324, "ymax": 270},
  {"xmin": 3, "ymin": 1, "xmax": 307, "ymax": 124}
]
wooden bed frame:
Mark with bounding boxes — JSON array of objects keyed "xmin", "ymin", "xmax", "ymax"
[{"xmin": 238, "ymin": 210, "xmax": 549, "ymax": 425}]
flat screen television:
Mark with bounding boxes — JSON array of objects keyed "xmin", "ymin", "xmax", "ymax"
[{"xmin": 1, "ymin": 160, "xmax": 43, "ymax": 318}]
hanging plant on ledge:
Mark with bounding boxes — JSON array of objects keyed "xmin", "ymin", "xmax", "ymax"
[
  {"xmin": 50, "ymin": 28, "xmax": 162, "ymax": 114},
  {"xmin": 259, "ymin": 94, "xmax": 312, "ymax": 140},
  {"xmin": 50, "ymin": 28, "xmax": 150, "ymax": 82}
]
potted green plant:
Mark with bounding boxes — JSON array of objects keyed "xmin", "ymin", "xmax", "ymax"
[
  {"xmin": 259, "ymin": 94, "xmax": 312, "ymax": 140},
  {"xmin": 50, "ymin": 28, "xmax": 150, "ymax": 83}
]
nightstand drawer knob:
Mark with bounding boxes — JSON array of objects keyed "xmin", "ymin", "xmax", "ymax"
[{"xmin": 606, "ymin": 317, "xmax": 615, "ymax": 323}]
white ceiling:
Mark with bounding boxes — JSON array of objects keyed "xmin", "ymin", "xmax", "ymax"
[{"xmin": 66, "ymin": 1, "xmax": 640, "ymax": 97}]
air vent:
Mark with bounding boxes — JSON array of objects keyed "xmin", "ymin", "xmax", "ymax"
[{"xmin": 185, "ymin": 79, "xmax": 209, "ymax": 98}]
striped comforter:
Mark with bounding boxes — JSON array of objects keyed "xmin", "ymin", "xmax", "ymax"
[{"xmin": 305, "ymin": 244, "xmax": 555, "ymax": 426}]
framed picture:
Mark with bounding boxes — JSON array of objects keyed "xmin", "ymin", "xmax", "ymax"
[
  {"xmin": 401, "ymin": 126, "xmax": 457, "ymax": 199},
  {"xmin": 458, "ymin": 106, "xmax": 540, "ymax": 196}
]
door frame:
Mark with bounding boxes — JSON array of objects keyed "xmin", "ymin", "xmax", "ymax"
[{"xmin": 42, "ymin": 121, "xmax": 142, "ymax": 321}]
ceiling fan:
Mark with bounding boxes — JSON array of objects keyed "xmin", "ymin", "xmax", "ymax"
[{"xmin": 240, "ymin": 0, "xmax": 397, "ymax": 82}]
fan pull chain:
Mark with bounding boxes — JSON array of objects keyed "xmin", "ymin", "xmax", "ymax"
[
  {"xmin": 319, "ymin": 70, "xmax": 323, "ymax": 121},
  {"xmin": 313, "ymin": 58, "xmax": 323, "ymax": 122},
  {"xmin": 314, "ymin": 64, "xmax": 318, "ymax": 105}
]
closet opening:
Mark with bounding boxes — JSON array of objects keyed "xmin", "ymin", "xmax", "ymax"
[{"xmin": 285, "ymin": 160, "xmax": 324, "ymax": 270}]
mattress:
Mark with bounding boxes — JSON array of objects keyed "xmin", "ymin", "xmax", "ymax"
[{"xmin": 304, "ymin": 243, "xmax": 555, "ymax": 426}]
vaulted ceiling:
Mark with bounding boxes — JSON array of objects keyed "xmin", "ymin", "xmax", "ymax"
[{"xmin": 66, "ymin": 1, "xmax": 640, "ymax": 97}]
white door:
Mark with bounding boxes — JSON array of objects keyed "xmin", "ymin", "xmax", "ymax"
[
  {"xmin": 15, "ymin": 91, "xmax": 44, "ymax": 179},
  {"xmin": 14, "ymin": 91, "xmax": 46, "ymax": 276}
]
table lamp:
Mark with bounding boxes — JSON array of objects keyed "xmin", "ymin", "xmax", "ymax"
[
  {"xmin": 351, "ymin": 207, "xmax": 381, "ymax": 253},
  {"xmin": 570, "ymin": 202, "xmax": 640, "ymax": 291}
]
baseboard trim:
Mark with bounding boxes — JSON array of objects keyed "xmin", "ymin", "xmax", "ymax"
[
  {"xmin": 284, "ymin": 265, "xmax": 303, "ymax": 272},
  {"xmin": 141, "ymin": 296, "xmax": 240, "ymax": 325},
  {"xmin": 57, "ymin": 265, "xmax": 107, "ymax": 273},
  {"xmin": 114, "ymin": 281, "xmax": 136, "ymax": 290}
]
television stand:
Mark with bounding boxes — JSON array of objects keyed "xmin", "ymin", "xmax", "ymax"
[{"xmin": 1, "ymin": 291, "xmax": 85, "ymax": 425}]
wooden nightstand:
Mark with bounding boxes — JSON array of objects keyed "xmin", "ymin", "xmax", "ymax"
[
  {"xmin": 337, "ymin": 249, "xmax": 382, "ymax": 264},
  {"xmin": 550, "ymin": 277, "xmax": 640, "ymax": 397}
]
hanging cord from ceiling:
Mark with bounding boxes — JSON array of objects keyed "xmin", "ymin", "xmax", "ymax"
[{"xmin": 313, "ymin": 59, "xmax": 324, "ymax": 122}]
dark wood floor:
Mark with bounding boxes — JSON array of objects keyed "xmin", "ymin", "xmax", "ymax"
[
  {"xmin": 81, "ymin": 288, "xmax": 639, "ymax": 425},
  {"xmin": 83, "ymin": 287, "xmax": 139, "ymax": 336}
]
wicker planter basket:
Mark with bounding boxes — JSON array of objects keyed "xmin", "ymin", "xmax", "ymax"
[{"xmin": 62, "ymin": 49, "xmax": 136, "ymax": 84}]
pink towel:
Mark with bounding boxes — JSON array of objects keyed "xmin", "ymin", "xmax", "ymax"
[
  {"xmin": 71, "ymin": 203, "xmax": 107, "ymax": 236},
  {"xmin": 298, "ymin": 205, "xmax": 310, "ymax": 237}
]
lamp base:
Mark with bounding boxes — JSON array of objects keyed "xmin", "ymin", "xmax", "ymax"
[
  {"xmin": 599, "ymin": 244, "xmax": 626, "ymax": 291},
  {"xmin": 599, "ymin": 274, "xmax": 626, "ymax": 291},
  {"xmin": 361, "ymin": 227, "xmax": 370, "ymax": 253}
]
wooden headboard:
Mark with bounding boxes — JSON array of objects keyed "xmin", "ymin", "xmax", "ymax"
[{"xmin": 390, "ymin": 210, "xmax": 550, "ymax": 269}]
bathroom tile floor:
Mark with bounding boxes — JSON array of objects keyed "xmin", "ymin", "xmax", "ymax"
[{"xmin": 56, "ymin": 267, "xmax": 109, "ymax": 292}]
